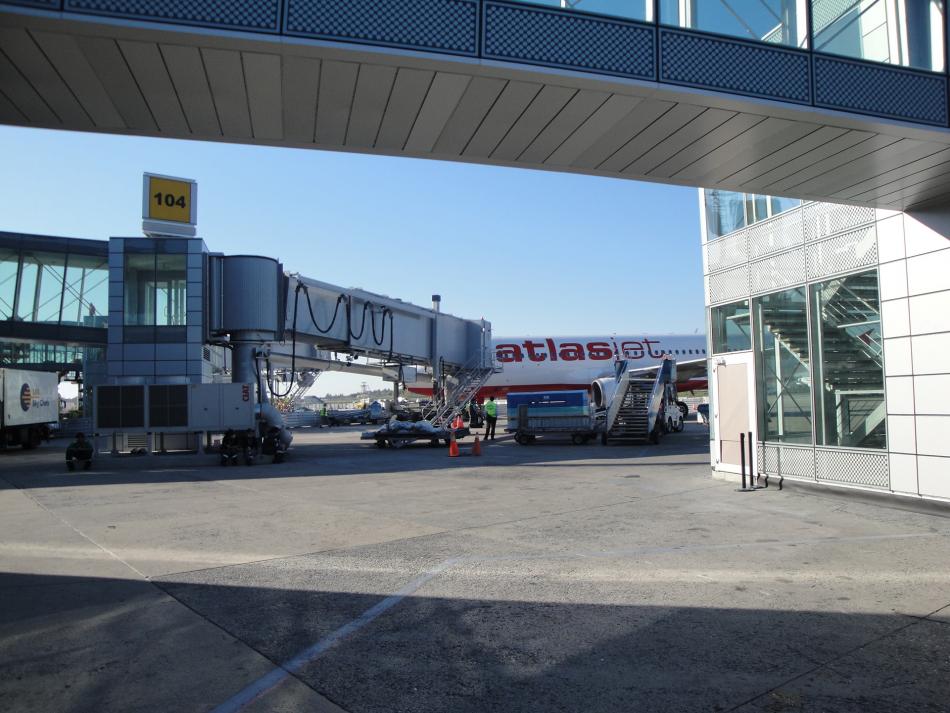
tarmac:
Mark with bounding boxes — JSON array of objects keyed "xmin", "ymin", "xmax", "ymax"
[{"xmin": 1, "ymin": 422, "xmax": 949, "ymax": 713}]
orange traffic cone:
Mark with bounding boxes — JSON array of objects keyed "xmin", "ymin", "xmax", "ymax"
[
  {"xmin": 448, "ymin": 432, "xmax": 460, "ymax": 457},
  {"xmin": 471, "ymin": 436, "xmax": 482, "ymax": 457},
  {"xmin": 454, "ymin": 414, "xmax": 463, "ymax": 429}
]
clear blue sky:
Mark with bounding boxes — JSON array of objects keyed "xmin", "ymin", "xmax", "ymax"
[{"xmin": 0, "ymin": 126, "xmax": 704, "ymax": 395}]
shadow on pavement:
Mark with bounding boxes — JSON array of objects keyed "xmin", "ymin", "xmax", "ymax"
[{"xmin": 1, "ymin": 570, "xmax": 948, "ymax": 713}]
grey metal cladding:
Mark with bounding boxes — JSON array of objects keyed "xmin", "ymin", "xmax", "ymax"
[
  {"xmin": 659, "ymin": 29, "xmax": 810, "ymax": 104},
  {"xmin": 482, "ymin": 2, "xmax": 654, "ymax": 80},
  {"xmin": 285, "ymin": 0, "xmax": 478, "ymax": 56},
  {"xmin": 3, "ymin": 0, "xmax": 61, "ymax": 8},
  {"xmin": 64, "ymin": 0, "xmax": 280, "ymax": 32},
  {"xmin": 814, "ymin": 55, "xmax": 947, "ymax": 127}
]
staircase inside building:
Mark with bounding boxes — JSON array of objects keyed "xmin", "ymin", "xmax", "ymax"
[{"xmin": 761, "ymin": 272, "xmax": 884, "ymax": 448}]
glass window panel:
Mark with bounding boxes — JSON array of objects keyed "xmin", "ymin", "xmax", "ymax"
[
  {"xmin": 62, "ymin": 254, "xmax": 108, "ymax": 327},
  {"xmin": 754, "ymin": 287, "xmax": 812, "ymax": 444},
  {"xmin": 809, "ymin": 269, "xmax": 886, "ymax": 449},
  {"xmin": 705, "ymin": 189, "xmax": 747, "ymax": 238},
  {"xmin": 662, "ymin": 0, "xmax": 807, "ymax": 47},
  {"xmin": 16, "ymin": 255, "xmax": 38, "ymax": 321},
  {"xmin": 155, "ymin": 253, "xmax": 186, "ymax": 327},
  {"xmin": 21, "ymin": 251, "xmax": 67, "ymax": 323},
  {"xmin": 770, "ymin": 195, "xmax": 801, "ymax": 216},
  {"xmin": 812, "ymin": 0, "xmax": 945, "ymax": 71},
  {"xmin": 711, "ymin": 299, "xmax": 751, "ymax": 353},
  {"xmin": 124, "ymin": 252, "xmax": 155, "ymax": 326},
  {"xmin": 507, "ymin": 0, "xmax": 651, "ymax": 22},
  {"xmin": 0, "ymin": 248, "xmax": 18, "ymax": 320}
]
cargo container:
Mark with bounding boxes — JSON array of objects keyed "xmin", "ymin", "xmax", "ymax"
[{"xmin": 1, "ymin": 368, "xmax": 58, "ymax": 449}]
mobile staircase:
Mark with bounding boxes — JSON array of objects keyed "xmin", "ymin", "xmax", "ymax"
[
  {"xmin": 424, "ymin": 351, "xmax": 500, "ymax": 429},
  {"xmin": 601, "ymin": 359, "xmax": 675, "ymax": 445}
]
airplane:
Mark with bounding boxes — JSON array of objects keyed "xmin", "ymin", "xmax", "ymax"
[{"xmin": 406, "ymin": 334, "xmax": 708, "ymax": 399}]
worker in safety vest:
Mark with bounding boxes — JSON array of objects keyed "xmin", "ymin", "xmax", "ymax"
[{"xmin": 484, "ymin": 396, "xmax": 497, "ymax": 440}]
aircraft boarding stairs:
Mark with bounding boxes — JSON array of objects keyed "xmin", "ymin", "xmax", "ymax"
[
  {"xmin": 760, "ymin": 273, "xmax": 885, "ymax": 447},
  {"xmin": 424, "ymin": 353, "xmax": 500, "ymax": 429},
  {"xmin": 601, "ymin": 359, "xmax": 675, "ymax": 444}
]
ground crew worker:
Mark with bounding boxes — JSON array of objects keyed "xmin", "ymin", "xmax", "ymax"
[
  {"xmin": 484, "ymin": 396, "xmax": 497, "ymax": 440},
  {"xmin": 320, "ymin": 403, "xmax": 328, "ymax": 427},
  {"xmin": 65, "ymin": 432, "xmax": 93, "ymax": 471}
]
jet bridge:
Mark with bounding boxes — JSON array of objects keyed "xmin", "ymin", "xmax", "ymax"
[{"xmin": 207, "ymin": 256, "xmax": 493, "ymax": 401}]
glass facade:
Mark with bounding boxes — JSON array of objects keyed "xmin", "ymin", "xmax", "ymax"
[
  {"xmin": 0, "ymin": 341, "xmax": 102, "ymax": 368},
  {"xmin": 61, "ymin": 254, "xmax": 108, "ymax": 327},
  {"xmin": 809, "ymin": 270, "xmax": 885, "ymax": 449},
  {"xmin": 705, "ymin": 190, "xmax": 802, "ymax": 240},
  {"xmin": 124, "ymin": 251, "xmax": 187, "ymax": 327},
  {"xmin": 741, "ymin": 269, "xmax": 886, "ymax": 450},
  {"xmin": 513, "ymin": 0, "xmax": 651, "ymax": 22},
  {"xmin": 754, "ymin": 287, "xmax": 812, "ymax": 444},
  {"xmin": 711, "ymin": 299, "xmax": 751, "ymax": 353},
  {"xmin": 511, "ymin": 0, "xmax": 950, "ymax": 75},
  {"xmin": 0, "ymin": 247, "xmax": 17, "ymax": 320},
  {"xmin": 813, "ymin": 0, "xmax": 945, "ymax": 71},
  {"xmin": 662, "ymin": 0, "xmax": 806, "ymax": 47},
  {"xmin": 0, "ymin": 241, "xmax": 107, "ymax": 327}
]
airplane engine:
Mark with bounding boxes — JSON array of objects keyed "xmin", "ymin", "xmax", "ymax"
[{"xmin": 591, "ymin": 377, "xmax": 617, "ymax": 409}]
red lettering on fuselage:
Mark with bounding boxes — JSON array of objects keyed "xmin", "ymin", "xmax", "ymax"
[
  {"xmin": 496, "ymin": 344, "xmax": 523, "ymax": 363},
  {"xmin": 559, "ymin": 342, "xmax": 584, "ymax": 361},
  {"xmin": 523, "ymin": 340, "xmax": 547, "ymax": 362},
  {"xmin": 494, "ymin": 338, "xmax": 668, "ymax": 363},
  {"xmin": 586, "ymin": 341, "xmax": 613, "ymax": 360}
]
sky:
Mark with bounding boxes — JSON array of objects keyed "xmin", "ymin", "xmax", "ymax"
[{"xmin": 0, "ymin": 125, "xmax": 704, "ymax": 396}]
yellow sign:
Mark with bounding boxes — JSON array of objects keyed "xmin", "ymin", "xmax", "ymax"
[{"xmin": 146, "ymin": 176, "xmax": 192, "ymax": 223}]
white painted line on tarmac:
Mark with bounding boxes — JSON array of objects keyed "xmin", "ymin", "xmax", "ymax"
[{"xmin": 210, "ymin": 557, "xmax": 462, "ymax": 713}]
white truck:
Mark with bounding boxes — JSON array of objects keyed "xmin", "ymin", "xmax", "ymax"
[{"xmin": 1, "ymin": 368, "xmax": 58, "ymax": 449}]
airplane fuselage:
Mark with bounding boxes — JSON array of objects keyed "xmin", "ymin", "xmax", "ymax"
[{"xmin": 408, "ymin": 334, "xmax": 708, "ymax": 398}]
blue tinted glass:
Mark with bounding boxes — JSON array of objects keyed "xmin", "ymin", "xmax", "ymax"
[
  {"xmin": 507, "ymin": 0, "xmax": 651, "ymax": 22},
  {"xmin": 662, "ymin": 0, "xmax": 806, "ymax": 47}
]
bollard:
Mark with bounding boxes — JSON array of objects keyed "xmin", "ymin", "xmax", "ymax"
[
  {"xmin": 748, "ymin": 431, "xmax": 755, "ymax": 488},
  {"xmin": 735, "ymin": 432, "xmax": 754, "ymax": 492},
  {"xmin": 740, "ymin": 432, "xmax": 747, "ymax": 489}
]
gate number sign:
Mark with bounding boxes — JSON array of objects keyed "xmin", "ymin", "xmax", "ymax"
[{"xmin": 142, "ymin": 173, "xmax": 197, "ymax": 237}]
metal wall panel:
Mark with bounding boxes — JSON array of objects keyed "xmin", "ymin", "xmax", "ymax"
[
  {"xmin": 659, "ymin": 29, "xmax": 810, "ymax": 104},
  {"xmin": 778, "ymin": 444, "xmax": 815, "ymax": 480},
  {"xmin": 483, "ymin": 2, "xmax": 655, "ymax": 79},
  {"xmin": 814, "ymin": 55, "xmax": 948, "ymax": 127},
  {"xmin": 803, "ymin": 202, "xmax": 876, "ymax": 242},
  {"xmin": 805, "ymin": 226, "xmax": 878, "ymax": 280},
  {"xmin": 705, "ymin": 232, "xmax": 748, "ymax": 273},
  {"xmin": 746, "ymin": 210, "xmax": 804, "ymax": 259},
  {"xmin": 3, "ymin": 0, "xmax": 60, "ymax": 7},
  {"xmin": 285, "ymin": 0, "xmax": 478, "ymax": 56},
  {"xmin": 750, "ymin": 247, "xmax": 806, "ymax": 294},
  {"xmin": 707, "ymin": 264, "xmax": 749, "ymax": 305},
  {"xmin": 815, "ymin": 448, "xmax": 889, "ymax": 488},
  {"xmin": 65, "ymin": 0, "xmax": 281, "ymax": 32}
]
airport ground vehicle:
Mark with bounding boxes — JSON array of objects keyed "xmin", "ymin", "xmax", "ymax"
[
  {"xmin": 361, "ymin": 422, "xmax": 469, "ymax": 448},
  {"xmin": 1, "ymin": 368, "xmax": 58, "ymax": 449},
  {"xmin": 507, "ymin": 391, "xmax": 600, "ymax": 445}
]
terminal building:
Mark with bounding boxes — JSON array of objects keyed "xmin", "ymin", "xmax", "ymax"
[
  {"xmin": 702, "ymin": 193, "xmax": 950, "ymax": 502},
  {"xmin": 1, "ymin": 1, "xmax": 950, "ymax": 500}
]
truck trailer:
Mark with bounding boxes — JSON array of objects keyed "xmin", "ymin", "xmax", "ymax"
[{"xmin": 1, "ymin": 368, "xmax": 58, "ymax": 449}]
